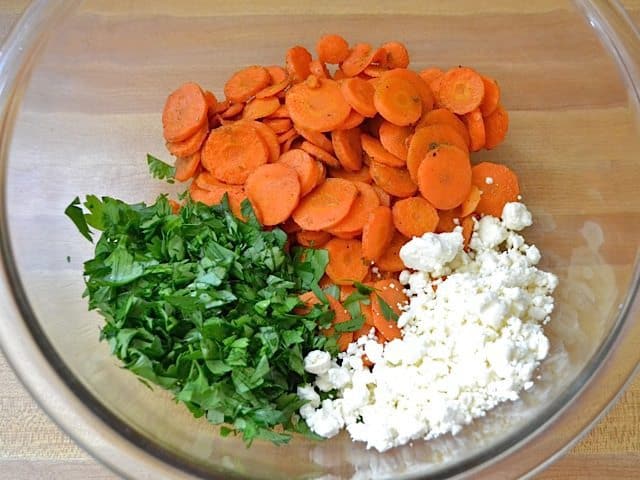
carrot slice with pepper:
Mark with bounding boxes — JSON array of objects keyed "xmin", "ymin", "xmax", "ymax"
[
  {"xmin": 309, "ymin": 60, "xmax": 330, "ymax": 79},
  {"xmin": 391, "ymin": 68, "xmax": 434, "ymax": 113},
  {"xmin": 371, "ymin": 279, "xmax": 406, "ymax": 341},
  {"xmin": 369, "ymin": 161, "xmax": 417, "ymax": 198},
  {"xmin": 362, "ymin": 205, "xmax": 394, "ymax": 261},
  {"xmin": 406, "ymin": 123, "xmax": 469, "ymax": 183},
  {"xmin": 372, "ymin": 185, "xmax": 391, "ymax": 207},
  {"xmin": 392, "ymin": 196, "xmax": 439, "ymax": 238},
  {"xmin": 255, "ymin": 79, "xmax": 290, "ymax": 99},
  {"xmin": 483, "ymin": 104, "xmax": 509, "ymax": 150},
  {"xmin": 316, "ymin": 34, "xmax": 350, "ymax": 64},
  {"xmin": 242, "ymin": 96, "xmax": 281, "ymax": 120},
  {"xmin": 435, "ymin": 208, "xmax": 459, "ymax": 233},
  {"xmin": 266, "ymin": 65, "xmax": 288, "ymax": 84},
  {"xmin": 331, "ymin": 128, "xmax": 363, "ymax": 172},
  {"xmin": 374, "ymin": 231, "xmax": 407, "ymax": 273},
  {"xmin": 189, "ymin": 180, "xmax": 248, "ymax": 220},
  {"xmin": 341, "ymin": 42, "xmax": 374, "ymax": 77},
  {"xmin": 438, "ymin": 66, "xmax": 485, "ymax": 115},
  {"xmin": 241, "ymin": 120, "xmax": 280, "ymax": 164},
  {"xmin": 203, "ymin": 90, "xmax": 218, "ymax": 114},
  {"xmin": 277, "ymin": 127, "xmax": 298, "ymax": 144},
  {"xmin": 220, "ymin": 102, "xmax": 244, "ymax": 119},
  {"xmin": 278, "ymin": 148, "xmax": 323, "ymax": 196},
  {"xmin": 417, "ymin": 144, "xmax": 472, "ymax": 210},
  {"xmin": 292, "ymin": 178, "xmax": 358, "ymax": 230},
  {"xmin": 245, "ymin": 163, "xmax": 301, "ymax": 226},
  {"xmin": 361, "ymin": 133, "xmax": 405, "ymax": 168},
  {"xmin": 224, "ymin": 65, "xmax": 271, "ymax": 104},
  {"xmin": 263, "ymin": 118, "xmax": 293, "ymax": 134},
  {"xmin": 285, "ymin": 46, "xmax": 313, "ymax": 82},
  {"xmin": 373, "ymin": 68, "xmax": 422, "ymax": 126},
  {"xmin": 296, "ymin": 230, "xmax": 332, "ymax": 248},
  {"xmin": 174, "ymin": 150, "xmax": 202, "ymax": 182},
  {"xmin": 166, "ymin": 121, "xmax": 208, "ymax": 158},
  {"xmin": 300, "ymin": 140, "xmax": 341, "ymax": 168},
  {"xmin": 329, "ymin": 181, "xmax": 380, "ymax": 235},
  {"xmin": 202, "ymin": 123, "xmax": 269, "ymax": 185},
  {"xmin": 325, "ymin": 238, "xmax": 369, "ymax": 285},
  {"xmin": 329, "ymin": 165, "xmax": 371, "ymax": 183},
  {"xmin": 325, "ymin": 294, "xmax": 354, "ymax": 351},
  {"xmin": 380, "ymin": 41, "xmax": 410, "ymax": 68},
  {"xmin": 162, "ymin": 82, "xmax": 208, "ymax": 143},
  {"xmin": 463, "ymin": 108, "xmax": 486, "ymax": 152},
  {"xmin": 334, "ymin": 109, "xmax": 365, "ymax": 130},
  {"xmin": 267, "ymin": 104, "xmax": 290, "ymax": 119},
  {"xmin": 285, "ymin": 77, "xmax": 351, "ymax": 132},
  {"xmin": 363, "ymin": 65, "xmax": 389, "ymax": 78},
  {"xmin": 416, "ymin": 107, "xmax": 471, "ymax": 147},
  {"xmin": 471, "ymin": 162, "xmax": 520, "ymax": 217},
  {"xmin": 418, "ymin": 67, "xmax": 444, "ymax": 87},
  {"xmin": 340, "ymin": 77, "xmax": 377, "ymax": 117},
  {"xmin": 378, "ymin": 121, "xmax": 411, "ymax": 161}
]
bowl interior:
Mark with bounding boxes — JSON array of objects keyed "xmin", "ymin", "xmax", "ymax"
[{"xmin": 4, "ymin": 1, "xmax": 640, "ymax": 478}]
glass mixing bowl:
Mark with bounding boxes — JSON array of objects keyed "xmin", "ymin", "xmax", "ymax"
[{"xmin": 1, "ymin": 1, "xmax": 639, "ymax": 478}]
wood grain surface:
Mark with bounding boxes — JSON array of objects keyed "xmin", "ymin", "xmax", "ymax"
[{"xmin": 0, "ymin": 1, "xmax": 639, "ymax": 479}]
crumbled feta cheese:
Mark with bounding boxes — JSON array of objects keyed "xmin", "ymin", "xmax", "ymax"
[
  {"xmin": 502, "ymin": 202, "xmax": 533, "ymax": 231},
  {"xmin": 303, "ymin": 350, "xmax": 332, "ymax": 375},
  {"xmin": 299, "ymin": 205, "xmax": 557, "ymax": 452}
]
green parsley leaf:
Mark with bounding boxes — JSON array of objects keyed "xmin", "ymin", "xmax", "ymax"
[
  {"xmin": 376, "ymin": 294, "xmax": 399, "ymax": 322},
  {"xmin": 64, "ymin": 197, "xmax": 92, "ymax": 242},
  {"xmin": 147, "ymin": 153, "xmax": 175, "ymax": 183}
]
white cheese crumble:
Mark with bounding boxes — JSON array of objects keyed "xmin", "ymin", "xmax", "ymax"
[{"xmin": 300, "ymin": 203, "xmax": 557, "ymax": 452}]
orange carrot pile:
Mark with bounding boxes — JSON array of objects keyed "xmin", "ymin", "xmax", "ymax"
[{"xmin": 160, "ymin": 35, "xmax": 521, "ymax": 350}]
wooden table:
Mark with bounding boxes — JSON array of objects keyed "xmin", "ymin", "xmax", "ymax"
[{"xmin": 0, "ymin": 1, "xmax": 639, "ymax": 478}]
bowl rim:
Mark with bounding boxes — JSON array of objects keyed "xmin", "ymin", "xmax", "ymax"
[{"xmin": 0, "ymin": 1, "xmax": 639, "ymax": 479}]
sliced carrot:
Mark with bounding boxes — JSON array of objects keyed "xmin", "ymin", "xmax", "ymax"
[
  {"xmin": 281, "ymin": 217, "xmax": 302, "ymax": 234},
  {"xmin": 213, "ymin": 99, "xmax": 230, "ymax": 115},
  {"xmin": 266, "ymin": 65, "xmax": 288, "ymax": 84},
  {"xmin": 223, "ymin": 65, "xmax": 271, "ymax": 104},
  {"xmin": 331, "ymin": 128, "xmax": 362, "ymax": 172},
  {"xmin": 255, "ymin": 79, "xmax": 290, "ymax": 99},
  {"xmin": 267, "ymin": 104, "xmax": 290, "ymax": 119},
  {"xmin": 479, "ymin": 75, "xmax": 500, "ymax": 117},
  {"xmin": 361, "ymin": 133, "xmax": 405, "ymax": 168},
  {"xmin": 407, "ymin": 123, "xmax": 469, "ymax": 183},
  {"xmin": 245, "ymin": 163, "xmax": 300, "ymax": 226},
  {"xmin": 189, "ymin": 181, "xmax": 248, "ymax": 220},
  {"xmin": 166, "ymin": 121, "xmax": 208, "ymax": 158},
  {"xmin": 300, "ymin": 140, "xmax": 341, "ymax": 168},
  {"xmin": 292, "ymin": 178, "xmax": 358, "ymax": 230},
  {"xmin": 285, "ymin": 46, "xmax": 313, "ymax": 82},
  {"xmin": 373, "ymin": 69, "xmax": 422, "ymax": 126},
  {"xmin": 463, "ymin": 108, "xmax": 486, "ymax": 152},
  {"xmin": 294, "ymin": 125, "xmax": 334, "ymax": 153},
  {"xmin": 461, "ymin": 215, "xmax": 474, "ymax": 248},
  {"xmin": 418, "ymin": 67, "xmax": 444, "ymax": 87},
  {"xmin": 305, "ymin": 74, "xmax": 321, "ymax": 89},
  {"xmin": 296, "ymin": 230, "xmax": 332, "ymax": 248},
  {"xmin": 483, "ymin": 104, "xmax": 509, "ymax": 150},
  {"xmin": 278, "ymin": 148, "xmax": 323, "ymax": 196},
  {"xmin": 378, "ymin": 121, "xmax": 411, "ymax": 161},
  {"xmin": 281, "ymin": 133, "xmax": 299, "ymax": 154},
  {"xmin": 430, "ymin": 74, "xmax": 445, "ymax": 106},
  {"xmin": 340, "ymin": 77, "xmax": 377, "ymax": 117},
  {"xmin": 334, "ymin": 109, "xmax": 365, "ymax": 130},
  {"xmin": 435, "ymin": 208, "xmax": 459, "ymax": 233},
  {"xmin": 369, "ymin": 161, "xmax": 418, "ymax": 198},
  {"xmin": 362, "ymin": 205, "xmax": 394, "ymax": 261},
  {"xmin": 194, "ymin": 171, "xmax": 223, "ymax": 190},
  {"xmin": 341, "ymin": 42, "xmax": 374, "ymax": 77},
  {"xmin": 337, "ymin": 332, "xmax": 353, "ymax": 351},
  {"xmin": 380, "ymin": 41, "xmax": 410, "ymax": 69},
  {"xmin": 417, "ymin": 144, "xmax": 472, "ymax": 210},
  {"xmin": 174, "ymin": 151, "xmax": 201, "ymax": 182},
  {"xmin": 333, "ymin": 68, "xmax": 347, "ymax": 81},
  {"xmin": 202, "ymin": 123, "xmax": 269, "ymax": 185},
  {"xmin": 363, "ymin": 65, "xmax": 388, "ymax": 78},
  {"xmin": 316, "ymin": 34, "xmax": 350, "ymax": 64},
  {"xmin": 220, "ymin": 102, "xmax": 244, "ymax": 119},
  {"xmin": 471, "ymin": 162, "xmax": 520, "ymax": 217},
  {"xmin": 437, "ymin": 66, "xmax": 485, "ymax": 115},
  {"xmin": 459, "ymin": 184, "xmax": 482, "ymax": 217},
  {"xmin": 294, "ymin": 290, "xmax": 321, "ymax": 314},
  {"xmin": 363, "ymin": 115, "xmax": 385, "ymax": 138},
  {"xmin": 329, "ymin": 181, "xmax": 380, "ymax": 235},
  {"xmin": 329, "ymin": 165, "xmax": 371, "ymax": 184},
  {"xmin": 285, "ymin": 77, "xmax": 351, "ymax": 132},
  {"xmin": 391, "ymin": 68, "xmax": 435, "ymax": 114},
  {"xmin": 162, "ymin": 82, "xmax": 208, "ymax": 143},
  {"xmin": 325, "ymin": 238, "xmax": 369, "ymax": 285},
  {"xmin": 168, "ymin": 199, "xmax": 181, "ymax": 214},
  {"xmin": 263, "ymin": 118, "xmax": 293, "ymax": 134},
  {"xmin": 416, "ymin": 107, "xmax": 471, "ymax": 147},
  {"xmin": 371, "ymin": 279, "xmax": 406, "ymax": 341},
  {"xmin": 242, "ymin": 120, "xmax": 280, "ymax": 164},
  {"xmin": 324, "ymin": 294, "xmax": 353, "ymax": 351},
  {"xmin": 361, "ymin": 303, "xmax": 376, "ymax": 327},
  {"xmin": 372, "ymin": 185, "xmax": 391, "ymax": 207},
  {"xmin": 392, "ymin": 196, "xmax": 439, "ymax": 238},
  {"xmin": 370, "ymin": 47, "xmax": 388, "ymax": 65},
  {"xmin": 203, "ymin": 90, "xmax": 218, "ymax": 114},
  {"xmin": 242, "ymin": 96, "xmax": 281, "ymax": 120},
  {"xmin": 309, "ymin": 60, "xmax": 330, "ymax": 79},
  {"xmin": 277, "ymin": 127, "xmax": 298, "ymax": 144}
]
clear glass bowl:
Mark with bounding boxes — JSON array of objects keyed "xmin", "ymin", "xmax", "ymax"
[{"xmin": 1, "ymin": 1, "xmax": 639, "ymax": 479}]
